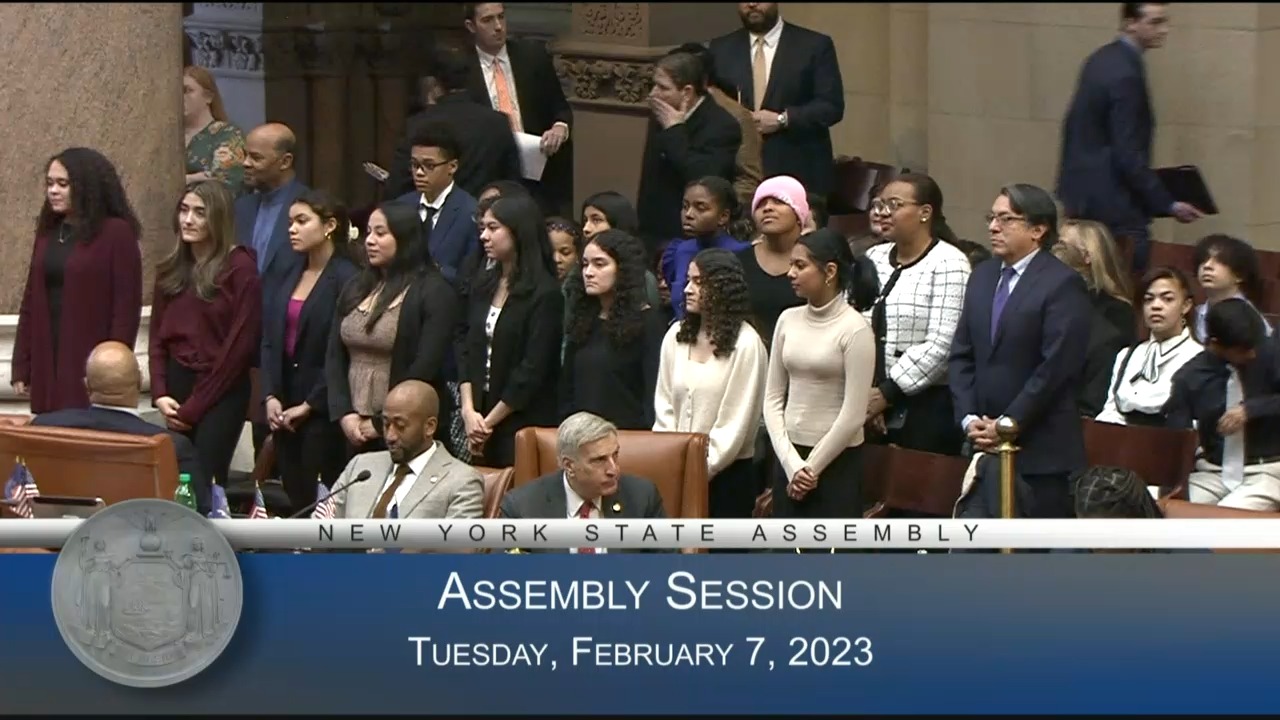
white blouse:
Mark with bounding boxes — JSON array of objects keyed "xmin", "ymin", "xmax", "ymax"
[
  {"xmin": 1095, "ymin": 327, "xmax": 1203, "ymax": 424},
  {"xmin": 653, "ymin": 321, "xmax": 767, "ymax": 477}
]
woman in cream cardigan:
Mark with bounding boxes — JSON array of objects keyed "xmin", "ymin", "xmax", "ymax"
[{"xmin": 653, "ymin": 248, "xmax": 767, "ymax": 519}]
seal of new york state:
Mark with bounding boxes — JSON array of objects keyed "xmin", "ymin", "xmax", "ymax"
[{"xmin": 50, "ymin": 498, "xmax": 243, "ymax": 688}]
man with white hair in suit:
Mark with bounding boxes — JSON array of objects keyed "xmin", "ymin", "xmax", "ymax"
[
  {"xmin": 330, "ymin": 380, "xmax": 483, "ymax": 520},
  {"xmin": 500, "ymin": 412, "xmax": 667, "ymax": 553}
]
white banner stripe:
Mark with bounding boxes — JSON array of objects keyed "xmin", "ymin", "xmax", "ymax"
[{"xmin": 3, "ymin": 519, "xmax": 1280, "ymax": 550}]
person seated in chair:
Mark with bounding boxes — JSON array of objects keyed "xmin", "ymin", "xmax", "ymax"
[
  {"xmin": 31, "ymin": 341, "xmax": 210, "ymax": 514},
  {"xmin": 1165, "ymin": 298, "xmax": 1280, "ymax": 512},
  {"xmin": 500, "ymin": 412, "xmax": 667, "ymax": 553},
  {"xmin": 330, "ymin": 380, "xmax": 483, "ymax": 520}
]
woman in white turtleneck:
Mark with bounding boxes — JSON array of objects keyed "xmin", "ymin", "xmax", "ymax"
[{"xmin": 1096, "ymin": 267, "xmax": 1203, "ymax": 426}]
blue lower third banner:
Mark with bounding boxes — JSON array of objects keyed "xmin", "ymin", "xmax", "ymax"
[{"xmin": 2, "ymin": 554, "xmax": 1278, "ymax": 714}]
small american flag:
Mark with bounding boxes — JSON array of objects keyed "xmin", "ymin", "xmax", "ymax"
[
  {"xmin": 4, "ymin": 459, "xmax": 39, "ymax": 519},
  {"xmin": 248, "ymin": 484, "xmax": 269, "ymax": 519},
  {"xmin": 311, "ymin": 480, "xmax": 335, "ymax": 520},
  {"xmin": 208, "ymin": 481, "xmax": 231, "ymax": 519}
]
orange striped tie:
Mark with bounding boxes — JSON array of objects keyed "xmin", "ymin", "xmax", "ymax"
[{"xmin": 491, "ymin": 59, "xmax": 520, "ymax": 132}]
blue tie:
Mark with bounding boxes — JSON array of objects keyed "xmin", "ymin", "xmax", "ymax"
[{"xmin": 990, "ymin": 266, "xmax": 1017, "ymax": 341}]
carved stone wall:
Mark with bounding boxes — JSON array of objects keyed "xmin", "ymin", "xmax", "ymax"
[{"xmin": 184, "ymin": 3, "xmax": 266, "ymax": 130}]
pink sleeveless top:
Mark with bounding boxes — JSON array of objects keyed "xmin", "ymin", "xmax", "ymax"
[{"xmin": 285, "ymin": 298, "xmax": 304, "ymax": 357}]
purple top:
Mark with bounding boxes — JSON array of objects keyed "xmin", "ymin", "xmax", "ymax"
[
  {"xmin": 285, "ymin": 298, "xmax": 304, "ymax": 358},
  {"xmin": 660, "ymin": 233, "xmax": 750, "ymax": 320}
]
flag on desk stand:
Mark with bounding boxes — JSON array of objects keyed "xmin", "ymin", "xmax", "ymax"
[
  {"xmin": 311, "ymin": 479, "xmax": 335, "ymax": 520},
  {"xmin": 4, "ymin": 458, "xmax": 38, "ymax": 519},
  {"xmin": 208, "ymin": 480, "xmax": 231, "ymax": 519},
  {"xmin": 248, "ymin": 483, "xmax": 269, "ymax": 519}
]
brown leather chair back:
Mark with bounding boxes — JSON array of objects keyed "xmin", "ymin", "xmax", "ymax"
[
  {"xmin": 0, "ymin": 414, "xmax": 32, "ymax": 427},
  {"xmin": 513, "ymin": 427, "xmax": 709, "ymax": 519},
  {"xmin": 1082, "ymin": 418, "xmax": 1198, "ymax": 498},
  {"xmin": 0, "ymin": 425, "xmax": 179, "ymax": 505},
  {"xmin": 863, "ymin": 444, "xmax": 970, "ymax": 518},
  {"xmin": 475, "ymin": 465, "xmax": 515, "ymax": 519}
]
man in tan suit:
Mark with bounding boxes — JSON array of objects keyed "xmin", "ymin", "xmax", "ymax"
[{"xmin": 331, "ymin": 380, "xmax": 483, "ymax": 520}]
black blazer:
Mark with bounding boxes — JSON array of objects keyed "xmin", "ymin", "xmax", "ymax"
[
  {"xmin": 1079, "ymin": 308, "xmax": 1127, "ymax": 417},
  {"xmin": 709, "ymin": 22, "xmax": 845, "ymax": 196},
  {"xmin": 385, "ymin": 93, "xmax": 523, "ymax": 199},
  {"xmin": 459, "ymin": 274, "xmax": 563, "ymax": 429},
  {"xmin": 499, "ymin": 471, "xmax": 669, "ymax": 553},
  {"xmin": 636, "ymin": 97, "xmax": 742, "ymax": 246},
  {"xmin": 326, "ymin": 271, "xmax": 460, "ymax": 431},
  {"xmin": 1056, "ymin": 39, "xmax": 1173, "ymax": 234},
  {"xmin": 466, "ymin": 39, "xmax": 574, "ymax": 213},
  {"xmin": 949, "ymin": 251, "xmax": 1093, "ymax": 475},
  {"xmin": 1165, "ymin": 337, "xmax": 1280, "ymax": 466},
  {"xmin": 31, "ymin": 406, "xmax": 211, "ymax": 514},
  {"xmin": 233, "ymin": 179, "xmax": 308, "ymax": 297},
  {"xmin": 260, "ymin": 255, "xmax": 358, "ymax": 417}
]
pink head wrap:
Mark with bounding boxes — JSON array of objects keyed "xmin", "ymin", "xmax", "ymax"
[{"xmin": 751, "ymin": 176, "xmax": 811, "ymax": 228}]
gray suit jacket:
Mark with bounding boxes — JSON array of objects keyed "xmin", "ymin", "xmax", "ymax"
[
  {"xmin": 499, "ymin": 471, "xmax": 669, "ymax": 553},
  {"xmin": 332, "ymin": 443, "xmax": 484, "ymax": 520}
]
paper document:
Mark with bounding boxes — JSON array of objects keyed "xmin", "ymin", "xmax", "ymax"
[{"xmin": 515, "ymin": 132, "xmax": 547, "ymax": 181}]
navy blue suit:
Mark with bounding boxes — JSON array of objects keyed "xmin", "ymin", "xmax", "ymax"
[
  {"xmin": 1056, "ymin": 39, "xmax": 1172, "ymax": 270},
  {"xmin": 234, "ymin": 179, "xmax": 308, "ymax": 297},
  {"xmin": 394, "ymin": 187, "xmax": 479, "ymax": 284},
  {"xmin": 949, "ymin": 251, "xmax": 1092, "ymax": 516}
]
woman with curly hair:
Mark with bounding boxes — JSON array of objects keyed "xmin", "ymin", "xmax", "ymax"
[
  {"xmin": 560, "ymin": 229, "xmax": 665, "ymax": 430},
  {"xmin": 13, "ymin": 147, "xmax": 143, "ymax": 413},
  {"xmin": 654, "ymin": 248, "xmax": 767, "ymax": 518}
]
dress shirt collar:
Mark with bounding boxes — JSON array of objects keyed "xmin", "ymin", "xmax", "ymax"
[
  {"xmin": 477, "ymin": 44, "xmax": 512, "ymax": 68},
  {"xmin": 401, "ymin": 442, "xmax": 438, "ymax": 479},
  {"xmin": 421, "ymin": 182, "xmax": 454, "ymax": 211},
  {"xmin": 563, "ymin": 473, "xmax": 600, "ymax": 518},
  {"xmin": 1118, "ymin": 34, "xmax": 1143, "ymax": 56},
  {"xmin": 750, "ymin": 17, "xmax": 784, "ymax": 48},
  {"xmin": 1002, "ymin": 247, "xmax": 1039, "ymax": 276},
  {"xmin": 257, "ymin": 177, "xmax": 297, "ymax": 205},
  {"xmin": 91, "ymin": 403, "xmax": 140, "ymax": 417}
]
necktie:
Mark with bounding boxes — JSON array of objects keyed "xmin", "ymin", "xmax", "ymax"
[
  {"xmin": 1222, "ymin": 368, "xmax": 1246, "ymax": 491},
  {"xmin": 990, "ymin": 266, "xmax": 1017, "ymax": 342},
  {"xmin": 576, "ymin": 500, "xmax": 596, "ymax": 555},
  {"xmin": 491, "ymin": 58, "xmax": 520, "ymax": 131},
  {"xmin": 372, "ymin": 464, "xmax": 411, "ymax": 519},
  {"xmin": 751, "ymin": 37, "xmax": 768, "ymax": 110}
]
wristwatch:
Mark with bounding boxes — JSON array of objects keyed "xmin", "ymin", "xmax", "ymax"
[{"xmin": 778, "ymin": 111, "xmax": 789, "ymax": 128}]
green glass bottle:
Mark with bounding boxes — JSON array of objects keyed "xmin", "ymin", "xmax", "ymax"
[{"xmin": 174, "ymin": 473, "xmax": 197, "ymax": 511}]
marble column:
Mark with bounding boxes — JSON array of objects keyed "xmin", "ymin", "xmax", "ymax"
[
  {"xmin": 0, "ymin": 3, "xmax": 184, "ymax": 408},
  {"xmin": 183, "ymin": 2, "xmax": 266, "ymax": 130},
  {"xmin": 551, "ymin": 3, "xmax": 741, "ymax": 211}
]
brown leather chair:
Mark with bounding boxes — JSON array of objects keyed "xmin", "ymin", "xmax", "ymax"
[
  {"xmin": 0, "ymin": 414, "xmax": 32, "ymax": 427},
  {"xmin": 1082, "ymin": 418, "xmax": 1197, "ymax": 499},
  {"xmin": 1157, "ymin": 498, "xmax": 1280, "ymax": 553},
  {"xmin": 475, "ymin": 465, "xmax": 515, "ymax": 519},
  {"xmin": 0, "ymin": 425, "xmax": 179, "ymax": 506},
  {"xmin": 512, "ymin": 427, "xmax": 709, "ymax": 519},
  {"xmin": 863, "ymin": 444, "xmax": 970, "ymax": 518}
]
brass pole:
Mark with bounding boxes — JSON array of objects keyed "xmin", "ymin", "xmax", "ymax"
[{"xmin": 994, "ymin": 416, "xmax": 1020, "ymax": 554}]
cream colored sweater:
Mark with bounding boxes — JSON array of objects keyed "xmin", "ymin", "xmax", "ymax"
[
  {"xmin": 764, "ymin": 295, "xmax": 876, "ymax": 480},
  {"xmin": 653, "ymin": 321, "xmax": 768, "ymax": 477}
]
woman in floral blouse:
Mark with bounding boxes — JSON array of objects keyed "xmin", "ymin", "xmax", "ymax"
[{"xmin": 183, "ymin": 66, "xmax": 246, "ymax": 196}]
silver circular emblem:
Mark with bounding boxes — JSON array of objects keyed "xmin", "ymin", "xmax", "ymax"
[{"xmin": 50, "ymin": 498, "xmax": 242, "ymax": 688}]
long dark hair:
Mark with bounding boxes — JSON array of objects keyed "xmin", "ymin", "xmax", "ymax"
[
  {"xmin": 798, "ymin": 228, "xmax": 879, "ymax": 311},
  {"xmin": 474, "ymin": 193, "xmax": 555, "ymax": 298},
  {"xmin": 580, "ymin": 191, "xmax": 639, "ymax": 235},
  {"xmin": 339, "ymin": 202, "xmax": 436, "ymax": 332},
  {"xmin": 565, "ymin": 229, "xmax": 649, "ymax": 347},
  {"xmin": 38, "ymin": 147, "xmax": 141, "ymax": 244},
  {"xmin": 676, "ymin": 248, "xmax": 754, "ymax": 358}
]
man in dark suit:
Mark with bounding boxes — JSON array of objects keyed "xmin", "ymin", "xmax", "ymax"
[
  {"xmin": 948, "ymin": 184, "xmax": 1093, "ymax": 519},
  {"xmin": 1056, "ymin": 2, "xmax": 1201, "ymax": 273},
  {"xmin": 709, "ymin": 2, "xmax": 844, "ymax": 197},
  {"xmin": 387, "ymin": 46, "xmax": 521, "ymax": 200},
  {"xmin": 393, "ymin": 121, "xmax": 480, "ymax": 283},
  {"xmin": 463, "ymin": 3, "xmax": 574, "ymax": 216},
  {"xmin": 636, "ymin": 50, "xmax": 742, "ymax": 251},
  {"xmin": 236, "ymin": 122, "xmax": 308, "ymax": 455},
  {"xmin": 31, "ymin": 342, "xmax": 211, "ymax": 514},
  {"xmin": 500, "ymin": 412, "xmax": 667, "ymax": 553}
]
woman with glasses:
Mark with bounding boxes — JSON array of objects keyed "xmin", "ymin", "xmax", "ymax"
[{"xmin": 863, "ymin": 173, "xmax": 970, "ymax": 455}]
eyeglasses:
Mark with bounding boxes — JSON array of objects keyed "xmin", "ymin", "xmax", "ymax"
[
  {"xmin": 985, "ymin": 213, "xmax": 1027, "ymax": 227},
  {"xmin": 870, "ymin": 198, "xmax": 920, "ymax": 215},
  {"xmin": 411, "ymin": 159, "xmax": 450, "ymax": 174}
]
